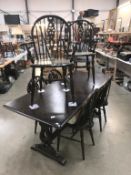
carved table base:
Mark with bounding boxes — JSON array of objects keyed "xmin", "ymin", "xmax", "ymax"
[
  {"xmin": 31, "ymin": 143, "xmax": 66, "ymax": 165},
  {"xmin": 31, "ymin": 122, "xmax": 66, "ymax": 165}
]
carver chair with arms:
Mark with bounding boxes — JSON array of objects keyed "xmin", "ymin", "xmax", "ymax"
[
  {"xmin": 28, "ymin": 15, "xmax": 74, "ymax": 95},
  {"xmin": 28, "ymin": 15, "xmax": 75, "ymax": 133}
]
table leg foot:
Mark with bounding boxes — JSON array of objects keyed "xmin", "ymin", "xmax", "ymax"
[{"xmin": 31, "ymin": 144, "xmax": 67, "ymax": 165}]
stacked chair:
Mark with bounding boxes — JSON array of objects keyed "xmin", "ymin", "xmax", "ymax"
[
  {"xmin": 27, "ymin": 15, "xmax": 74, "ymax": 133},
  {"xmin": 68, "ymin": 19, "xmax": 96, "ymax": 83}
]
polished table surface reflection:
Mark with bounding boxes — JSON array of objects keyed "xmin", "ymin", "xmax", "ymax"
[{"xmin": 4, "ymin": 71, "xmax": 110, "ymax": 165}]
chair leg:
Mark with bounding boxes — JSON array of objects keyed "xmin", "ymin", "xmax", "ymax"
[
  {"xmin": 88, "ymin": 128, "xmax": 95, "ymax": 146},
  {"xmin": 92, "ymin": 55, "xmax": 95, "ymax": 84},
  {"xmin": 86, "ymin": 57, "xmax": 90, "ymax": 79},
  {"xmin": 34, "ymin": 121, "xmax": 38, "ymax": 134},
  {"xmin": 75, "ymin": 62, "xmax": 78, "ymax": 69},
  {"xmin": 80, "ymin": 129, "xmax": 85, "ymax": 160},
  {"xmin": 57, "ymin": 134, "xmax": 61, "ymax": 152},
  {"xmin": 98, "ymin": 107, "xmax": 102, "ymax": 132},
  {"xmin": 103, "ymin": 106, "xmax": 107, "ymax": 122}
]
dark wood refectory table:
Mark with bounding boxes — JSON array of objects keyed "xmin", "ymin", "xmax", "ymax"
[{"xmin": 4, "ymin": 71, "xmax": 110, "ymax": 165}]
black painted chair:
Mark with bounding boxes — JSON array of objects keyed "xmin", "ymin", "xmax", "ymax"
[
  {"xmin": 57, "ymin": 89, "xmax": 99, "ymax": 160},
  {"xmin": 30, "ymin": 14, "xmax": 72, "ymax": 87},
  {"xmin": 94, "ymin": 76, "xmax": 112, "ymax": 132},
  {"xmin": 29, "ymin": 15, "xmax": 75, "ymax": 133},
  {"xmin": 68, "ymin": 20, "xmax": 96, "ymax": 83}
]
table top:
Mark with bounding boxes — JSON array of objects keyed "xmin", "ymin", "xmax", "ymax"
[
  {"xmin": 4, "ymin": 71, "xmax": 110, "ymax": 129},
  {"xmin": 96, "ymin": 49, "xmax": 131, "ymax": 65},
  {"xmin": 0, "ymin": 50, "xmax": 28, "ymax": 69}
]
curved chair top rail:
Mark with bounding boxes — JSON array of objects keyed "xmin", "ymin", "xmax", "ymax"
[
  {"xmin": 31, "ymin": 15, "xmax": 71, "ymax": 61},
  {"xmin": 32, "ymin": 15, "xmax": 69, "ymax": 29},
  {"xmin": 69, "ymin": 19, "xmax": 94, "ymax": 27},
  {"xmin": 68, "ymin": 19, "xmax": 96, "ymax": 52}
]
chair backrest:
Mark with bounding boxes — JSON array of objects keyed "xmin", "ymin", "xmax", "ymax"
[
  {"xmin": 69, "ymin": 20, "xmax": 95, "ymax": 53},
  {"xmin": 96, "ymin": 76, "xmax": 112, "ymax": 107},
  {"xmin": 31, "ymin": 15, "xmax": 71, "ymax": 61},
  {"xmin": 74, "ymin": 89, "xmax": 99, "ymax": 129}
]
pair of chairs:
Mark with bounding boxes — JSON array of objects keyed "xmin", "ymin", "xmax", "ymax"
[
  {"xmin": 26, "ymin": 15, "xmax": 96, "ymax": 133},
  {"xmin": 27, "ymin": 15, "xmax": 96, "ymax": 94},
  {"xmin": 56, "ymin": 76, "xmax": 112, "ymax": 160}
]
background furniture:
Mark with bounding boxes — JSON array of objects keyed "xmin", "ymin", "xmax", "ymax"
[
  {"xmin": 96, "ymin": 31, "xmax": 131, "ymax": 86},
  {"xmin": 0, "ymin": 48, "xmax": 30, "ymax": 93}
]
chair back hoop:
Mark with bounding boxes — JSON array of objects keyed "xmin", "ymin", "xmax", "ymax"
[
  {"xmin": 31, "ymin": 15, "xmax": 71, "ymax": 61},
  {"xmin": 69, "ymin": 20, "xmax": 95, "ymax": 53},
  {"xmin": 74, "ymin": 89, "xmax": 99, "ymax": 130},
  {"xmin": 97, "ymin": 76, "xmax": 112, "ymax": 106}
]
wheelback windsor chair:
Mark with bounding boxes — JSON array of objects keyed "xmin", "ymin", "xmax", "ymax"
[
  {"xmin": 68, "ymin": 19, "xmax": 96, "ymax": 83},
  {"xmin": 28, "ymin": 15, "xmax": 76, "ymax": 132}
]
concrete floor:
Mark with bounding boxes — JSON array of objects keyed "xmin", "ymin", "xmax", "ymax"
[{"xmin": 0, "ymin": 68, "xmax": 131, "ymax": 175}]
